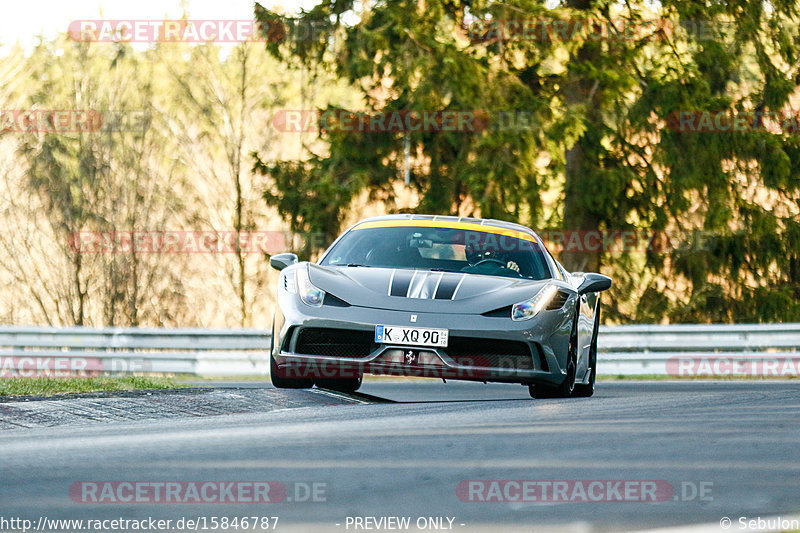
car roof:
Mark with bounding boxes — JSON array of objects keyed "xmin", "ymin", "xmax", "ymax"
[{"xmin": 350, "ymin": 214, "xmax": 540, "ymax": 239}]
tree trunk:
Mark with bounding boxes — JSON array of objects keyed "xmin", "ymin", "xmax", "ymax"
[{"xmin": 561, "ymin": 0, "xmax": 602, "ymax": 274}]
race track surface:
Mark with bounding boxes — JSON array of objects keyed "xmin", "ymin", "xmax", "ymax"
[{"xmin": 0, "ymin": 381, "xmax": 798, "ymax": 532}]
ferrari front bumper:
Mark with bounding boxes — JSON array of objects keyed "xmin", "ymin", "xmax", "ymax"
[{"xmin": 272, "ymin": 298, "xmax": 575, "ymax": 386}]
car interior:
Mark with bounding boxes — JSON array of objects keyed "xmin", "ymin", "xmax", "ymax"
[{"xmin": 323, "ymin": 227, "xmax": 552, "ymax": 280}]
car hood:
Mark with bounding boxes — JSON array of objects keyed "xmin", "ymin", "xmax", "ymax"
[{"xmin": 308, "ymin": 264, "xmax": 555, "ymax": 314}]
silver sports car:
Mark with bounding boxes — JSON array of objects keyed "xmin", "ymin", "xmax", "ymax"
[{"xmin": 269, "ymin": 214, "xmax": 611, "ymax": 398}]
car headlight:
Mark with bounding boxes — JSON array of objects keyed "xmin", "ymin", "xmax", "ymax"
[
  {"xmin": 296, "ymin": 267, "xmax": 325, "ymax": 307},
  {"xmin": 511, "ymin": 284, "xmax": 558, "ymax": 321}
]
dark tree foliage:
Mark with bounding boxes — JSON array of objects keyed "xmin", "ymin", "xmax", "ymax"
[{"xmin": 254, "ymin": 0, "xmax": 800, "ymax": 323}]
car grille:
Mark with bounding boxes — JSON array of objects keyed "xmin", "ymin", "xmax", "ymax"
[
  {"xmin": 444, "ymin": 337, "xmax": 535, "ymax": 370},
  {"xmin": 293, "ymin": 327, "xmax": 375, "ymax": 358}
]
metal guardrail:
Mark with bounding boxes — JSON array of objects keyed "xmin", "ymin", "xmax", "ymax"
[
  {"xmin": 0, "ymin": 324, "xmax": 798, "ymax": 378},
  {"xmin": 0, "ymin": 326, "xmax": 271, "ymax": 377},
  {"xmin": 597, "ymin": 323, "xmax": 800, "ymax": 376}
]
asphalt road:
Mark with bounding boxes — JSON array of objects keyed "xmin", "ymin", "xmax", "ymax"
[{"xmin": 1, "ymin": 380, "xmax": 798, "ymax": 532}]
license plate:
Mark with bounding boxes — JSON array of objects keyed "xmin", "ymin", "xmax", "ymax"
[{"xmin": 375, "ymin": 325, "xmax": 449, "ymax": 348}]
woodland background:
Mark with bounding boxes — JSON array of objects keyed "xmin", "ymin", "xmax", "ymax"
[{"xmin": 1, "ymin": 0, "xmax": 798, "ymax": 327}]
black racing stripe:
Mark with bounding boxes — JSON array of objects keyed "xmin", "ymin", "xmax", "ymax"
[
  {"xmin": 390, "ymin": 270, "xmax": 414, "ymax": 296},
  {"xmin": 434, "ymin": 274, "xmax": 461, "ymax": 299}
]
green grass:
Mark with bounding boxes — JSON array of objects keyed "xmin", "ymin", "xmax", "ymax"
[
  {"xmin": 0, "ymin": 376, "xmax": 186, "ymax": 397},
  {"xmin": 3, "ymin": 374, "xmax": 780, "ymax": 396},
  {"xmin": 183, "ymin": 374, "xmax": 267, "ymax": 382}
]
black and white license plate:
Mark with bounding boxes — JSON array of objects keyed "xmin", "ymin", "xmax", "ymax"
[{"xmin": 374, "ymin": 325, "xmax": 449, "ymax": 348}]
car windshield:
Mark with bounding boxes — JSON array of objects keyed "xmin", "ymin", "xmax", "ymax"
[{"xmin": 320, "ymin": 225, "xmax": 552, "ymax": 280}]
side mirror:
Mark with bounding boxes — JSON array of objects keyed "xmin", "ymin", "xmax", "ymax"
[
  {"xmin": 577, "ymin": 272, "xmax": 612, "ymax": 295},
  {"xmin": 270, "ymin": 252, "xmax": 298, "ymax": 271}
]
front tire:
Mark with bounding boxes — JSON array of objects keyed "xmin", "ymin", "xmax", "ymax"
[
  {"xmin": 529, "ymin": 316, "xmax": 578, "ymax": 399},
  {"xmin": 529, "ymin": 358, "xmax": 575, "ymax": 398},
  {"xmin": 269, "ymin": 323, "xmax": 313, "ymax": 389},
  {"xmin": 270, "ymin": 354, "xmax": 314, "ymax": 389},
  {"xmin": 573, "ymin": 305, "xmax": 600, "ymax": 398}
]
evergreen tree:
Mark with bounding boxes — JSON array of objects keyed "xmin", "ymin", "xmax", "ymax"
[{"xmin": 254, "ymin": 0, "xmax": 800, "ymax": 323}]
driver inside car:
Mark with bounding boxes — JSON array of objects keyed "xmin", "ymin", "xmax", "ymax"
[{"xmin": 461, "ymin": 243, "xmax": 522, "ymax": 277}]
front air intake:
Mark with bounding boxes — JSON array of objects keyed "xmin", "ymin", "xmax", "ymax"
[
  {"xmin": 444, "ymin": 337, "xmax": 535, "ymax": 370},
  {"xmin": 294, "ymin": 327, "xmax": 375, "ymax": 358}
]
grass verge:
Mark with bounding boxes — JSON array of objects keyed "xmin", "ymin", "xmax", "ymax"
[{"xmin": 0, "ymin": 376, "xmax": 186, "ymax": 397}]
